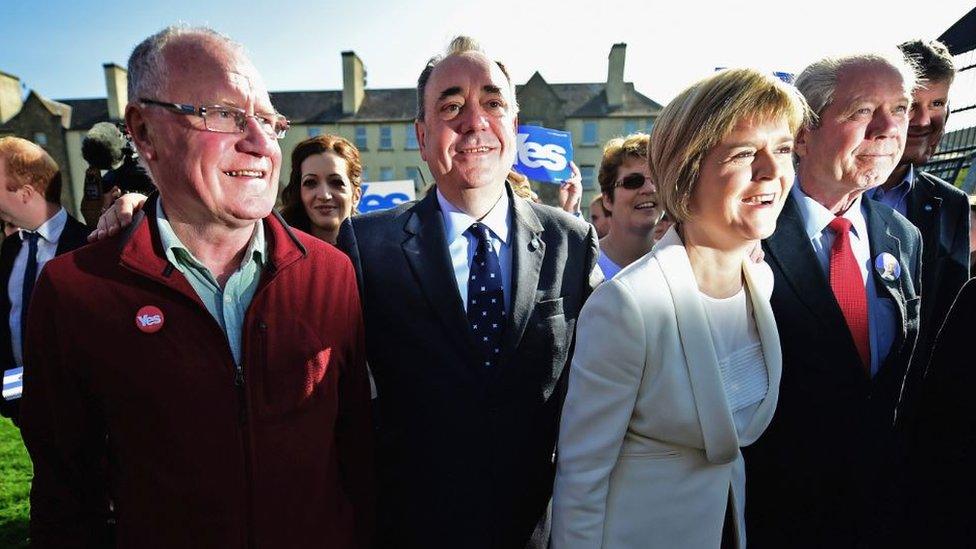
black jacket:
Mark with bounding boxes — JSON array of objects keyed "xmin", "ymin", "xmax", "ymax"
[
  {"xmin": 745, "ymin": 194, "xmax": 922, "ymax": 548},
  {"xmin": 0, "ymin": 212, "xmax": 90, "ymax": 424},
  {"xmin": 901, "ymin": 169, "xmax": 969, "ymax": 377},
  {"xmin": 908, "ymin": 277, "xmax": 976, "ymax": 546},
  {"xmin": 338, "ymin": 186, "xmax": 600, "ymax": 549}
]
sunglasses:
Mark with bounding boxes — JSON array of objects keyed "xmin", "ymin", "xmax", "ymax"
[{"xmin": 614, "ymin": 173, "xmax": 652, "ymax": 190}]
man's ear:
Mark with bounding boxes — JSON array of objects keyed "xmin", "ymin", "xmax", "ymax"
[
  {"xmin": 18, "ymin": 184, "xmax": 36, "ymax": 203},
  {"xmin": 795, "ymin": 126, "xmax": 810, "ymax": 159},
  {"xmin": 601, "ymin": 191, "xmax": 613, "ymax": 213},
  {"xmin": 125, "ymin": 104, "xmax": 155, "ymax": 162},
  {"xmin": 415, "ymin": 120, "xmax": 427, "ymax": 162}
]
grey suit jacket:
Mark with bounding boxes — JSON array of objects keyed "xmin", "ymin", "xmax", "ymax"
[
  {"xmin": 337, "ymin": 185, "xmax": 600, "ymax": 549},
  {"xmin": 744, "ymin": 193, "xmax": 922, "ymax": 548}
]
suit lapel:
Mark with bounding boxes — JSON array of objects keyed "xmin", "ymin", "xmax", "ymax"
[
  {"xmin": 55, "ymin": 215, "xmax": 90, "ymax": 256},
  {"xmin": 400, "ymin": 192, "xmax": 479, "ymax": 362},
  {"xmin": 655, "ymin": 230, "xmax": 739, "ymax": 464},
  {"xmin": 864, "ymin": 199, "xmax": 910, "ymax": 351},
  {"xmin": 763, "ymin": 194, "xmax": 847, "ymax": 331},
  {"xmin": 501, "ymin": 193, "xmax": 545, "ymax": 365},
  {"xmin": 739, "ymin": 258, "xmax": 782, "ymax": 444},
  {"xmin": 905, "ymin": 172, "xmax": 941, "ymax": 264}
]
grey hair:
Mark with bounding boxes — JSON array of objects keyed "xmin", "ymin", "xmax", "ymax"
[
  {"xmin": 795, "ymin": 50, "xmax": 920, "ymax": 127},
  {"xmin": 127, "ymin": 24, "xmax": 243, "ymax": 103},
  {"xmin": 415, "ymin": 35, "xmax": 519, "ymax": 120}
]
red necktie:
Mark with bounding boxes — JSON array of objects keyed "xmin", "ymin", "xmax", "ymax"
[{"xmin": 828, "ymin": 217, "xmax": 871, "ymax": 375}]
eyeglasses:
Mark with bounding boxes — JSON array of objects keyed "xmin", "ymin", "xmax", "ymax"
[
  {"xmin": 140, "ymin": 98, "xmax": 290, "ymax": 139},
  {"xmin": 614, "ymin": 173, "xmax": 653, "ymax": 190}
]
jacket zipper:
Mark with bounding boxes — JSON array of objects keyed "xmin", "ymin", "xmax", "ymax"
[{"xmin": 240, "ymin": 320, "xmax": 267, "ymax": 549}]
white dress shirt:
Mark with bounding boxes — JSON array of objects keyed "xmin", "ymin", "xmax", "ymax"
[
  {"xmin": 437, "ymin": 188, "xmax": 513, "ymax": 312},
  {"xmin": 9, "ymin": 207, "xmax": 67, "ymax": 367},
  {"xmin": 792, "ymin": 185, "xmax": 898, "ymax": 376}
]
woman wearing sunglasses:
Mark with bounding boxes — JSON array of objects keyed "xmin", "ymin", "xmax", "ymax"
[
  {"xmin": 594, "ymin": 133, "xmax": 663, "ymax": 280},
  {"xmin": 551, "ymin": 68, "xmax": 810, "ymax": 548}
]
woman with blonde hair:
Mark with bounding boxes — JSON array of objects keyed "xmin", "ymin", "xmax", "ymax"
[{"xmin": 552, "ymin": 68, "xmax": 810, "ymax": 548}]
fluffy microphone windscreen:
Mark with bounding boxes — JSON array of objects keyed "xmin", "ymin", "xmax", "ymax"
[{"xmin": 82, "ymin": 122, "xmax": 125, "ymax": 170}]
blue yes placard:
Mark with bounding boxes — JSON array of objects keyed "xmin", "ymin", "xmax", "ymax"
[{"xmin": 513, "ymin": 125, "xmax": 574, "ymax": 184}]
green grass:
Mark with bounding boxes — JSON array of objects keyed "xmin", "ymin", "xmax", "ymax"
[{"xmin": 0, "ymin": 417, "xmax": 30, "ymax": 548}]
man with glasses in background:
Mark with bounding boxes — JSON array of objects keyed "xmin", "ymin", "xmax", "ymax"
[{"xmin": 19, "ymin": 26, "xmax": 374, "ymax": 548}]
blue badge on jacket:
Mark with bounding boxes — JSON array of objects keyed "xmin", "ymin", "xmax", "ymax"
[{"xmin": 513, "ymin": 125, "xmax": 574, "ymax": 184}]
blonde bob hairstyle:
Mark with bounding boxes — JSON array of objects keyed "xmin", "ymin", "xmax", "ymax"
[{"xmin": 649, "ymin": 68, "xmax": 811, "ymax": 223}]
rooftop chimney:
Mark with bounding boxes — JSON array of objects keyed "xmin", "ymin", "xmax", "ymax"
[
  {"xmin": 342, "ymin": 51, "xmax": 366, "ymax": 115},
  {"xmin": 0, "ymin": 71, "xmax": 23, "ymax": 124},
  {"xmin": 103, "ymin": 63, "xmax": 128, "ymax": 121},
  {"xmin": 607, "ymin": 43, "xmax": 626, "ymax": 109}
]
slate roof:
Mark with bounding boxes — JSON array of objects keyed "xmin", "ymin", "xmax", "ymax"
[{"xmin": 58, "ymin": 97, "xmax": 108, "ymax": 129}]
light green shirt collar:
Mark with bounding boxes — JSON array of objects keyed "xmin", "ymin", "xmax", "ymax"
[{"xmin": 155, "ymin": 198, "xmax": 266, "ymax": 284}]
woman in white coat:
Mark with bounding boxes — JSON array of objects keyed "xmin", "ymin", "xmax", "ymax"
[{"xmin": 551, "ymin": 68, "xmax": 810, "ymax": 549}]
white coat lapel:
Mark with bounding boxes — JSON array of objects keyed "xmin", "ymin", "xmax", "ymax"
[
  {"xmin": 738, "ymin": 258, "xmax": 782, "ymax": 445},
  {"xmin": 654, "ymin": 228, "xmax": 739, "ymax": 464}
]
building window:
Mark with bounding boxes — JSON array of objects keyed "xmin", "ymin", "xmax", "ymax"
[
  {"xmin": 33, "ymin": 132, "xmax": 47, "ymax": 146},
  {"xmin": 355, "ymin": 126, "xmax": 368, "ymax": 149},
  {"xmin": 380, "ymin": 167, "xmax": 395, "ymax": 181},
  {"xmin": 406, "ymin": 166, "xmax": 422, "ymax": 187},
  {"xmin": 307, "ymin": 127, "xmax": 322, "ymax": 137},
  {"xmin": 361, "ymin": 166, "xmax": 370, "ymax": 182},
  {"xmin": 582, "ymin": 122, "xmax": 598, "ymax": 146},
  {"xmin": 405, "ymin": 126, "xmax": 418, "ymax": 150},
  {"xmin": 623, "ymin": 119, "xmax": 638, "ymax": 135},
  {"xmin": 645, "ymin": 119, "xmax": 655, "ymax": 134},
  {"xmin": 380, "ymin": 126, "xmax": 393, "ymax": 150},
  {"xmin": 580, "ymin": 165, "xmax": 597, "ymax": 191}
]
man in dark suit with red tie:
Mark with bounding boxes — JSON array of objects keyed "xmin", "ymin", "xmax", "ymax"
[
  {"xmin": 0, "ymin": 137, "xmax": 89, "ymax": 424},
  {"xmin": 743, "ymin": 52, "xmax": 923, "ymax": 548}
]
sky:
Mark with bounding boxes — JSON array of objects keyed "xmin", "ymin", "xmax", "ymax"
[{"xmin": 0, "ymin": 0, "xmax": 972, "ymax": 109}]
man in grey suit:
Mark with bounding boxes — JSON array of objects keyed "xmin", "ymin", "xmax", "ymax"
[
  {"xmin": 871, "ymin": 39, "xmax": 969, "ymax": 379},
  {"xmin": 743, "ymin": 51, "xmax": 923, "ymax": 548},
  {"xmin": 337, "ymin": 37, "xmax": 600, "ymax": 549}
]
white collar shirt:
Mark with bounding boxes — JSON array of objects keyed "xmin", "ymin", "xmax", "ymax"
[
  {"xmin": 792, "ymin": 184, "xmax": 898, "ymax": 376},
  {"xmin": 9, "ymin": 207, "xmax": 68, "ymax": 368},
  {"xmin": 437, "ymin": 188, "xmax": 512, "ymax": 313}
]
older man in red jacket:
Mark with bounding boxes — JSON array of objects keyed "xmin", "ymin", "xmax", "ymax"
[{"xmin": 19, "ymin": 26, "xmax": 374, "ymax": 548}]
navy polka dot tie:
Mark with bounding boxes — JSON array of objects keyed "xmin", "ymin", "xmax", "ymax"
[{"xmin": 466, "ymin": 223, "xmax": 505, "ymax": 367}]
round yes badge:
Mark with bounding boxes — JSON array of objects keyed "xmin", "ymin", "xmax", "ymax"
[
  {"xmin": 874, "ymin": 253, "xmax": 901, "ymax": 282},
  {"xmin": 135, "ymin": 305, "xmax": 165, "ymax": 334}
]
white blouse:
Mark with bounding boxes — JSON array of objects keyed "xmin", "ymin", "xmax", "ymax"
[{"xmin": 699, "ymin": 287, "xmax": 769, "ymax": 434}]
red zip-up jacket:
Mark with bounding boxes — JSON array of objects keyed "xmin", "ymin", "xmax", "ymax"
[{"xmin": 20, "ymin": 199, "xmax": 374, "ymax": 548}]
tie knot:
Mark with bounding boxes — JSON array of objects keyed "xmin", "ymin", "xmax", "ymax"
[
  {"xmin": 467, "ymin": 222, "xmax": 491, "ymax": 243},
  {"xmin": 22, "ymin": 231, "xmax": 39, "ymax": 244},
  {"xmin": 828, "ymin": 216, "xmax": 852, "ymax": 235}
]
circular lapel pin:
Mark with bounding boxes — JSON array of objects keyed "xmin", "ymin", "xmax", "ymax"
[
  {"xmin": 874, "ymin": 252, "xmax": 901, "ymax": 282},
  {"xmin": 135, "ymin": 305, "xmax": 165, "ymax": 333}
]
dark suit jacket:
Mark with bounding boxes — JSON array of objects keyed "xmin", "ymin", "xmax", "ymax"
[
  {"xmin": 907, "ymin": 277, "xmax": 976, "ymax": 546},
  {"xmin": 901, "ymin": 169, "xmax": 969, "ymax": 379},
  {"xmin": 744, "ymin": 194, "xmax": 921, "ymax": 548},
  {"xmin": 0, "ymin": 213, "xmax": 90, "ymax": 423},
  {"xmin": 337, "ymin": 186, "xmax": 600, "ymax": 549}
]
